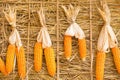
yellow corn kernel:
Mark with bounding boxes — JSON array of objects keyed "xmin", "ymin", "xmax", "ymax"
[
  {"xmin": 34, "ymin": 42, "xmax": 43, "ymax": 72},
  {"xmin": 78, "ymin": 38, "xmax": 86, "ymax": 61},
  {"xmin": 16, "ymin": 46, "xmax": 26, "ymax": 79},
  {"xmin": 64, "ymin": 35, "xmax": 72, "ymax": 60},
  {"xmin": 6, "ymin": 44, "xmax": 15, "ymax": 74},
  {"xmin": 44, "ymin": 47, "xmax": 56, "ymax": 77},
  {"xmin": 96, "ymin": 51, "xmax": 106, "ymax": 80}
]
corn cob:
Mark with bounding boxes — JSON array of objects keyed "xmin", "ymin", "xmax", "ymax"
[
  {"xmin": 78, "ymin": 38, "xmax": 86, "ymax": 61},
  {"xmin": 34, "ymin": 42, "xmax": 43, "ymax": 72},
  {"xmin": 96, "ymin": 51, "xmax": 106, "ymax": 80},
  {"xmin": 44, "ymin": 47, "xmax": 56, "ymax": 77},
  {"xmin": 111, "ymin": 46, "xmax": 120, "ymax": 73},
  {"xmin": 64, "ymin": 35, "xmax": 72, "ymax": 60},
  {"xmin": 0, "ymin": 57, "xmax": 7, "ymax": 75},
  {"xmin": 6, "ymin": 44, "xmax": 15, "ymax": 74},
  {"xmin": 16, "ymin": 46, "xmax": 26, "ymax": 79}
]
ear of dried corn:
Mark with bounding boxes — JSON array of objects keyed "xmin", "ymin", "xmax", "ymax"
[
  {"xmin": 96, "ymin": 51, "xmax": 106, "ymax": 80},
  {"xmin": 16, "ymin": 46, "xmax": 26, "ymax": 79},
  {"xmin": 0, "ymin": 57, "xmax": 7, "ymax": 75},
  {"xmin": 111, "ymin": 46, "xmax": 120, "ymax": 73},
  {"xmin": 96, "ymin": 1, "xmax": 119, "ymax": 79},
  {"xmin": 78, "ymin": 38, "xmax": 86, "ymax": 61},
  {"xmin": 44, "ymin": 47, "xmax": 56, "ymax": 77},
  {"xmin": 62, "ymin": 5, "xmax": 86, "ymax": 61},
  {"xmin": 36, "ymin": 7, "xmax": 56, "ymax": 77},
  {"xmin": 4, "ymin": 5, "xmax": 26, "ymax": 78},
  {"xmin": 64, "ymin": 35, "xmax": 72, "ymax": 60},
  {"xmin": 34, "ymin": 42, "xmax": 43, "ymax": 72},
  {"xmin": 6, "ymin": 44, "xmax": 15, "ymax": 74}
]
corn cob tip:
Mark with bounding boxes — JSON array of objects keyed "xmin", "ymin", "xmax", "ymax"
[
  {"xmin": 49, "ymin": 73, "xmax": 55, "ymax": 77},
  {"xmin": 35, "ymin": 69, "xmax": 40, "ymax": 72},
  {"xmin": 6, "ymin": 71, "xmax": 10, "ymax": 75},
  {"xmin": 19, "ymin": 72, "xmax": 26, "ymax": 79},
  {"xmin": 66, "ymin": 57, "xmax": 70, "ymax": 60},
  {"xmin": 34, "ymin": 67, "xmax": 42, "ymax": 72},
  {"xmin": 5, "ymin": 73, "xmax": 9, "ymax": 76},
  {"xmin": 3, "ymin": 71, "xmax": 8, "ymax": 76},
  {"xmin": 82, "ymin": 58, "xmax": 86, "ymax": 61}
]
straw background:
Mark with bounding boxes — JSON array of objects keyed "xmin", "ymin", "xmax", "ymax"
[{"xmin": 0, "ymin": 0, "xmax": 120, "ymax": 80}]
